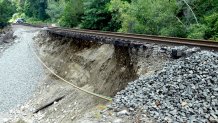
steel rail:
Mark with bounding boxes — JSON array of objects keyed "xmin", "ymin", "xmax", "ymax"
[
  {"xmin": 48, "ymin": 27, "xmax": 218, "ymax": 50},
  {"xmin": 13, "ymin": 23, "xmax": 218, "ymax": 50}
]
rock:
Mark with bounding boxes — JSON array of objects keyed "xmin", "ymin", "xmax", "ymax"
[
  {"xmin": 112, "ymin": 50, "xmax": 218, "ymax": 123},
  {"xmin": 107, "ymin": 105, "xmax": 113, "ymax": 110},
  {"xmin": 171, "ymin": 48, "xmax": 183, "ymax": 59},
  {"xmin": 209, "ymin": 116, "xmax": 218, "ymax": 123},
  {"xmin": 23, "ymin": 113, "xmax": 27, "ymax": 116},
  {"xmin": 164, "ymin": 117, "xmax": 172, "ymax": 123},
  {"xmin": 3, "ymin": 118, "xmax": 9, "ymax": 122},
  {"xmin": 113, "ymin": 118, "xmax": 123, "ymax": 123},
  {"xmin": 20, "ymin": 106, "xmax": 25, "ymax": 111},
  {"xmin": 71, "ymin": 116, "xmax": 76, "ymax": 121},
  {"xmin": 117, "ymin": 110, "xmax": 130, "ymax": 117}
]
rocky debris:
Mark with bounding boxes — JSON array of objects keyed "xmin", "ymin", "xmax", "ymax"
[
  {"xmin": 116, "ymin": 110, "xmax": 130, "ymax": 117},
  {"xmin": 171, "ymin": 48, "xmax": 184, "ymax": 59},
  {"xmin": 113, "ymin": 118, "xmax": 123, "ymax": 123},
  {"xmin": 2, "ymin": 118, "xmax": 9, "ymax": 123},
  {"xmin": 0, "ymin": 28, "xmax": 16, "ymax": 54},
  {"xmin": 112, "ymin": 51, "xmax": 218, "ymax": 123},
  {"xmin": 2, "ymin": 31, "xmax": 15, "ymax": 43}
]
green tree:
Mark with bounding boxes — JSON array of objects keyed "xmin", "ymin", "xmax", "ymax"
[
  {"xmin": 24, "ymin": 0, "xmax": 35, "ymax": 17},
  {"xmin": 204, "ymin": 13, "xmax": 218, "ymax": 40},
  {"xmin": 24, "ymin": 0, "xmax": 48, "ymax": 20},
  {"xmin": 176, "ymin": 0, "xmax": 218, "ymax": 39},
  {"xmin": 7, "ymin": 0, "xmax": 218, "ymax": 40},
  {"xmin": 118, "ymin": 0, "xmax": 187, "ymax": 37},
  {"xmin": 38, "ymin": 0, "xmax": 48, "ymax": 20},
  {"xmin": 46, "ymin": 0, "xmax": 65, "ymax": 23},
  {"xmin": 187, "ymin": 24, "xmax": 207, "ymax": 39},
  {"xmin": 81, "ymin": 0, "xmax": 114, "ymax": 31},
  {"xmin": 0, "ymin": 0, "xmax": 16, "ymax": 28},
  {"xmin": 59, "ymin": 0, "xmax": 83, "ymax": 27},
  {"xmin": 107, "ymin": 0, "xmax": 130, "ymax": 31}
]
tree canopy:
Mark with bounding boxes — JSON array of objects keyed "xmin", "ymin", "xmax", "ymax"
[{"xmin": 0, "ymin": 0, "xmax": 16, "ymax": 28}]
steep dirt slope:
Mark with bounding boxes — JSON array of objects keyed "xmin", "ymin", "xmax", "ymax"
[{"xmin": 36, "ymin": 32, "xmax": 169, "ymax": 97}]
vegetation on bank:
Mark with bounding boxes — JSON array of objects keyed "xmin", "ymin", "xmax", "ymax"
[
  {"xmin": 0, "ymin": 0, "xmax": 218, "ymax": 40},
  {"xmin": 0, "ymin": 0, "xmax": 16, "ymax": 28}
]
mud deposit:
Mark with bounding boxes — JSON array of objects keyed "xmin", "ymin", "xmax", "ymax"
[{"xmin": 5, "ymin": 30, "xmax": 171, "ymax": 123}]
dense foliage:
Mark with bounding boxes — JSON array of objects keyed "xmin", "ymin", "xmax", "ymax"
[
  {"xmin": 23, "ymin": 0, "xmax": 48, "ymax": 20},
  {"xmin": 0, "ymin": 0, "xmax": 16, "ymax": 28},
  {"xmin": 59, "ymin": 0, "xmax": 83, "ymax": 27},
  {"xmin": 1, "ymin": 0, "xmax": 218, "ymax": 40},
  {"xmin": 81, "ymin": 0, "xmax": 119, "ymax": 31}
]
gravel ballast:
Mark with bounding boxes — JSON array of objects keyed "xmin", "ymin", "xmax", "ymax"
[{"xmin": 112, "ymin": 51, "xmax": 218, "ymax": 123}]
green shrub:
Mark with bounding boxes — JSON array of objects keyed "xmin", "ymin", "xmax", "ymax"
[
  {"xmin": 0, "ymin": 0, "xmax": 16, "ymax": 28},
  {"xmin": 187, "ymin": 24, "xmax": 207, "ymax": 39}
]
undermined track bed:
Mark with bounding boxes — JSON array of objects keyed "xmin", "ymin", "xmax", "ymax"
[
  {"xmin": 37, "ymin": 31, "xmax": 171, "ymax": 98},
  {"xmin": 37, "ymin": 30, "xmax": 218, "ymax": 123},
  {"xmin": 5, "ymin": 25, "xmax": 218, "ymax": 123}
]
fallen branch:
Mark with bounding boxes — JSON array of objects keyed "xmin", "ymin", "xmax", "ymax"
[{"xmin": 34, "ymin": 95, "xmax": 65, "ymax": 114}]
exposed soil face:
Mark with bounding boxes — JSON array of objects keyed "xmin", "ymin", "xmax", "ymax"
[
  {"xmin": 36, "ymin": 32, "xmax": 169, "ymax": 97},
  {"xmin": 0, "ymin": 26, "xmax": 16, "ymax": 55}
]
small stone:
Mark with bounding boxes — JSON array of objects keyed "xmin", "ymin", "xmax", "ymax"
[
  {"xmin": 113, "ymin": 119, "xmax": 123, "ymax": 123},
  {"xmin": 3, "ymin": 118, "xmax": 8, "ymax": 122},
  {"xmin": 164, "ymin": 117, "xmax": 172, "ymax": 123},
  {"xmin": 21, "ymin": 106, "xmax": 25, "ymax": 111},
  {"xmin": 209, "ymin": 116, "xmax": 218, "ymax": 123},
  {"xmin": 23, "ymin": 113, "xmax": 27, "ymax": 116},
  {"xmin": 117, "ymin": 110, "xmax": 130, "ymax": 117},
  {"xmin": 54, "ymin": 108, "xmax": 57, "ymax": 111},
  {"xmin": 71, "ymin": 116, "xmax": 76, "ymax": 121},
  {"xmin": 181, "ymin": 101, "xmax": 188, "ymax": 107}
]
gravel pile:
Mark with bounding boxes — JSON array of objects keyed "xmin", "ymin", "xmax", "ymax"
[{"xmin": 112, "ymin": 51, "xmax": 218, "ymax": 123}]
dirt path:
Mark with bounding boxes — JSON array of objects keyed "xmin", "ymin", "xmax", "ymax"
[{"xmin": 0, "ymin": 25, "xmax": 44, "ymax": 116}]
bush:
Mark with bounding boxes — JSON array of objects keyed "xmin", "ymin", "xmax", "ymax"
[
  {"xmin": 204, "ymin": 13, "xmax": 218, "ymax": 40},
  {"xmin": 59, "ymin": 0, "xmax": 83, "ymax": 27},
  {"xmin": 46, "ymin": 1, "xmax": 65, "ymax": 23},
  {"xmin": 160, "ymin": 25, "xmax": 187, "ymax": 38},
  {"xmin": 24, "ymin": 18, "xmax": 51, "ymax": 26},
  {"xmin": 0, "ymin": 0, "xmax": 16, "ymax": 28},
  {"xmin": 187, "ymin": 24, "xmax": 208, "ymax": 39}
]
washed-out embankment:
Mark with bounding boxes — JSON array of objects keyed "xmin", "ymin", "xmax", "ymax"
[
  {"xmin": 27, "ymin": 30, "xmax": 172, "ymax": 122},
  {"xmin": 36, "ymin": 31, "xmax": 170, "ymax": 98},
  {"xmin": 5, "ymin": 27, "xmax": 218, "ymax": 123}
]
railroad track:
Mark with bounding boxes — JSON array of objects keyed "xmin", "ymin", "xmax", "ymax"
[{"xmin": 14, "ymin": 23, "xmax": 218, "ymax": 50}]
